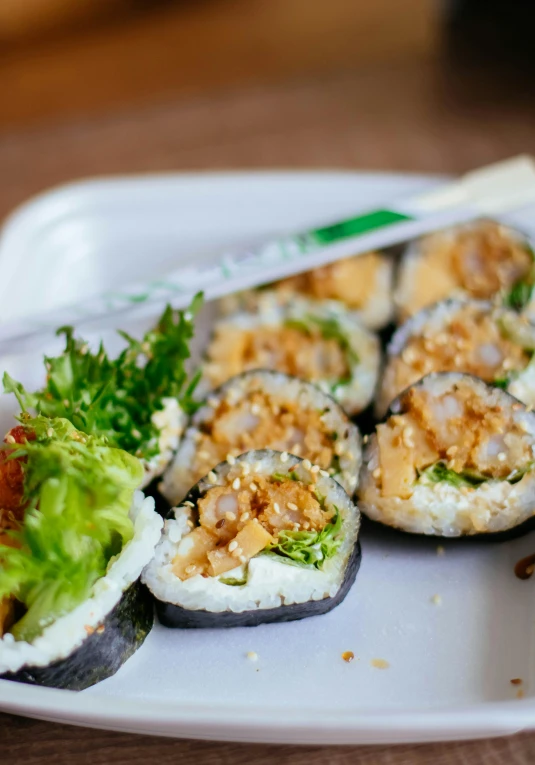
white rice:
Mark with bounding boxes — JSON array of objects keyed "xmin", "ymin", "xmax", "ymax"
[
  {"xmin": 141, "ymin": 398, "xmax": 187, "ymax": 488},
  {"xmin": 144, "ymin": 451, "xmax": 360, "ymax": 613},
  {"xmin": 159, "ymin": 370, "xmax": 362, "ymax": 505},
  {"xmin": 0, "ymin": 492, "xmax": 162, "ymax": 675}
]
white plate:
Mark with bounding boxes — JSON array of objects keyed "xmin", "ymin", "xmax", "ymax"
[{"xmin": 1, "ymin": 171, "xmax": 535, "ymax": 745}]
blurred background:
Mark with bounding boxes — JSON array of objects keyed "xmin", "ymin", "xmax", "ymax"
[{"xmin": 0, "ymin": 0, "xmax": 534, "ymax": 220}]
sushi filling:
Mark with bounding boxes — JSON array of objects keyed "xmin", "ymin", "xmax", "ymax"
[
  {"xmin": 379, "ymin": 302, "xmax": 535, "ymax": 415},
  {"xmin": 161, "ymin": 371, "xmax": 361, "ymax": 504},
  {"xmin": 360, "ymin": 374, "xmax": 535, "ymax": 535},
  {"xmin": 144, "ymin": 451, "xmax": 360, "ymax": 612},
  {"xmin": 203, "ymin": 300, "xmax": 380, "ymax": 415},
  {"xmin": 220, "ymin": 252, "xmax": 394, "ymax": 330},
  {"xmin": 395, "ymin": 221, "xmax": 534, "ymax": 320}
]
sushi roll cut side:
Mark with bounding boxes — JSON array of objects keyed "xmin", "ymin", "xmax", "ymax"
[
  {"xmin": 143, "ymin": 450, "xmax": 361, "ymax": 628},
  {"xmin": 359, "ymin": 373, "xmax": 535, "ymax": 537},
  {"xmin": 0, "ymin": 417, "xmax": 162, "ymax": 690},
  {"xmin": 377, "ymin": 299, "xmax": 535, "ymax": 417},
  {"xmin": 220, "ymin": 252, "xmax": 394, "ymax": 330},
  {"xmin": 394, "ymin": 220, "xmax": 534, "ymax": 322},
  {"xmin": 160, "ymin": 370, "xmax": 362, "ymax": 505},
  {"xmin": 202, "ymin": 298, "xmax": 381, "ymax": 416}
]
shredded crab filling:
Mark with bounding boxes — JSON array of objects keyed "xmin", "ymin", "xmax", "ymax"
[
  {"xmin": 375, "ymin": 383, "xmax": 533, "ymax": 500},
  {"xmin": 205, "ymin": 325, "xmax": 349, "ymax": 390},
  {"xmin": 404, "ymin": 223, "xmax": 533, "ymax": 317},
  {"xmin": 389, "ymin": 306, "xmax": 531, "ymax": 396},
  {"xmin": 272, "ymin": 252, "xmax": 384, "ymax": 309},
  {"xmin": 192, "ymin": 391, "xmax": 337, "ymax": 483},
  {"xmin": 172, "ymin": 474, "xmax": 334, "ymax": 581}
]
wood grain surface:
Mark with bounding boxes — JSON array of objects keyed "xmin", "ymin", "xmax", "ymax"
[{"xmin": 1, "ymin": 54, "xmax": 535, "ymax": 762}]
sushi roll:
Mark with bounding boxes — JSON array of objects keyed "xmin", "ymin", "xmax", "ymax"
[
  {"xmin": 394, "ymin": 220, "xmax": 534, "ymax": 322},
  {"xmin": 0, "ymin": 416, "xmax": 162, "ymax": 690},
  {"xmin": 360, "ymin": 372, "xmax": 535, "ymax": 537},
  {"xmin": 3, "ymin": 296, "xmax": 202, "ymax": 488},
  {"xmin": 220, "ymin": 251, "xmax": 394, "ymax": 330},
  {"xmin": 202, "ymin": 298, "xmax": 381, "ymax": 416},
  {"xmin": 376, "ymin": 299, "xmax": 535, "ymax": 417},
  {"xmin": 143, "ymin": 450, "xmax": 361, "ymax": 628},
  {"xmin": 160, "ymin": 370, "xmax": 362, "ymax": 505}
]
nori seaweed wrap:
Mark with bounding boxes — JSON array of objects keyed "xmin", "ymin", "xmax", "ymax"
[
  {"xmin": 360, "ymin": 372, "xmax": 535, "ymax": 537},
  {"xmin": 394, "ymin": 220, "xmax": 534, "ymax": 323},
  {"xmin": 202, "ymin": 297, "xmax": 381, "ymax": 416},
  {"xmin": 376, "ymin": 299, "xmax": 535, "ymax": 417},
  {"xmin": 160, "ymin": 369, "xmax": 362, "ymax": 505},
  {"xmin": 144, "ymin": 450, "xmax": 361, "ymax": 628},
  {"xmin": 0, "ymin": 418, "xmax": 162, "ymax": 690}
]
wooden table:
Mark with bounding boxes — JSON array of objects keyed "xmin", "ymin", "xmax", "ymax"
[{"xmin": 2, "ymin": 55, "xmax": 535, "ymax": 763}]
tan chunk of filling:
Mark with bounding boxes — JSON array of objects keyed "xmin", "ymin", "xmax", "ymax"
[
  {"xmin": 389, "ymin": 307, "xmax": 530, "ymax": 399},
  {"xmin": 274, "ymin": 252, "xmax": 383, "ymax": 309},
  {"xmin": 192, "ymin": 391, "xmax": 336, "ymax": 484},
  {"xmin": 376, "ymin": 382, "xmax": 533, "ymax": 499},
  {"xmin": 172, "ymin": 475, "xmax": 332, "ymax": 580},
  {"xmin": 404, "ymin": 223, "xmax": 532, "ymax": 318},
  {"xmin": 205, "ymin": 325, "xmax": 349, "ymax": 390}
]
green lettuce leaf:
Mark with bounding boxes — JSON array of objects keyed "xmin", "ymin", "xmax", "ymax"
[
  {"xmin": 3, "ymin": 295, "xmax": 202, "ymax": 462},
  {"xmin": 418, "ymin": 461, "xmax": 492, "ymax": 489},
  {"xmin": 264, "ymin": 510, "xmax": 343, "ymax": 569},
  {"xmin": 0, "ymin": 416, "xmax": 143, "ymax": 642}
]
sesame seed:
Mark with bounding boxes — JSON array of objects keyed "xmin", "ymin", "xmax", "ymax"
[
  {"xmin": 231, "ymin": 547, "xmax": 243, "ymax": 558},
  {"xmin": 184, "ymin": 501, "xmax": 195, "ymax": 508},
  {"xmin": 47, "ymin": 428, "xmax": 54, "ymax": 438},
  {"xmin": 239, "ymin": 555, "xmax": 247, "ymax": 564},
  {"xmin": 185, "ymin": 565, "xmax": 197, "ymax": 575},
  {"xmin": 363, "ymin": 435, "xmax": 369, "ymax": 444},
  {"xmin": 241, "ymin": 463, "xmax": 250, "ymax": 476},
  {"xmin": 4, "ymin": 434, "xmax": 15, "ymax": 444},
  {"xmin": 240, "ymin": 512, "xmax": 250, "ymax": 522},
  {"xmin": 292, "ymin": 443, "xmax": 302, "ymax": 455},
  {"xmin": 232, "ymin": 477, "xmax": 241, "ymax": 490},
  {"xmin": 497, "ymin": 452, "xmax": 506, "ymax": 462},
  {"xmin": 208, "ymin": 397, "xmax": 219, "ymax": 408},
  {"xmin": 372, "ymin": 467, "xmax": 382, "ymax": 479},
  {"xmin": 63, "ymin": 399, "xmax": 70, "ymax": 407},
  {"xmin": 187, "ymin": 520, "xmax": 194, "ymax": 528},
  {"xmin": 249, "ymin": 482, "xmax": 258, "ymax": 492},
  {"xmin": 310, "ymin": 465, "xmax": 320, "ymax": 474},
  {"xmin": 226, "ymin": 453, "xmax": 236, "ymax": 465},
  {"xmin": 228, "ymin": 540, "xmax": 238, "ymax": 552},
  {"xmin": 254, "ymin": 461, "xmax": 263, "ymax": 472},
  {"xmin": 302, "ymin": 521, "xmax": 310, "ymax": 529},
  {"xmin": 225, "ymin": 511, "xmax": 236, "ymax": 521},
  {"xmin": 320, "ymin": 470, "xmax": 329, "ymax": 477},
  {"xmin": 293, "ymin": 523, "xmax": 300, "ymax": 531},
  {"xmin": 287, "ymin": 502, "xmax": 298, "ymax": 511},
  {"xmin": 273, "ymin": 503, "xmax": 281, "ymax": 515},
  {"xmin": 208, "ymin": 471, "xmax": 217, "ymax": 483},
  {"xmin": 303, "ymin": 459, "xmax": 312, "ymax": 471},
  {"xmin": 246, "ymin": 651, "xmax": 258, "ymax": 662},
  {"xmin": 251, "ymin": 403, "xmax": 261, "ymax": 415},
  {"xmin": 280, "ymin": 452, "xmax": 289, "ymax": 463},
  {"xmin": 431, "ymin": 594, "xmax": 442, "ymax": 606}
]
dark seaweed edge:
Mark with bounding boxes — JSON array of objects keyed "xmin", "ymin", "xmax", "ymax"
[
  {"xmin": 155, "ymin": 541, "xmax": 362, "ymax": 629},
  {"xmin": 360, "ymin": 513, "xmax": 535, "ymax": 544},
  {"xmin": 1, "ymin": 580, "xmax": 154, "ymax": 691}
]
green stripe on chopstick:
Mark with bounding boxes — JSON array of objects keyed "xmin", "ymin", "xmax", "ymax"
[{"xmin": 310, "ymin": 209, "xmax": 412, "ymax": 245}]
